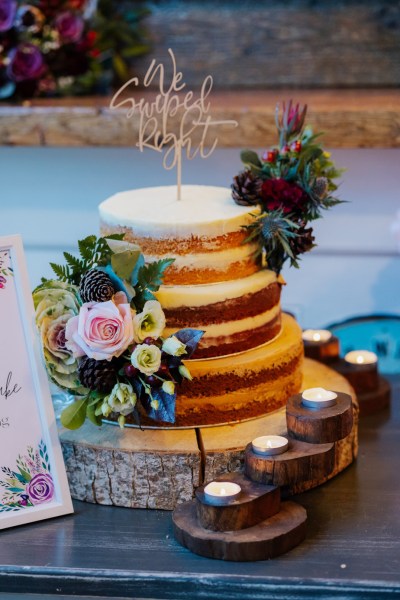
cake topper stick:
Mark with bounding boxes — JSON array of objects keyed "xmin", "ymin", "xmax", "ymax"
[{"xmin": 110, "ymin": 48, "xmax": 238, "ymax": 201}]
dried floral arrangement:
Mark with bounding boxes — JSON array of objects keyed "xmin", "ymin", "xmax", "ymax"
[
  {"xmin": 232, "ymin": 101, "xmax": 343, "ymax": 274},
  {"xmin": 33, "ymin": 235, "xmax": 203, "ymax": 430},
  {"xmin": 0, "ymin": 0, "xmax": 149, "ymax": 100}
]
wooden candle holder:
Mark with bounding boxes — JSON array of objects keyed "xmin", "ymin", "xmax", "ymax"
[
  {"xmin": 356, "ymin": 376, "xmax": 391, "ymax": 416},
  {"xmin": 244, "ymin": 439, "xmax": 335, "ymax": 487},
  {"xmin": 303, "ymin": 335, "xmax": 340, "ymax": 363},
  {"xmin": 173, "ymin": 499, "xmax": 307, "ymax": 562},
  {"xmin": 196, "ymin": 472, "xmax": 280, "ymax": 532},
  {"xmin": 333, "ymin": 358, "xmax": 379, "ymax": 393},
  {"xmin": 286, "ymin": 392, "xmax": 353, "ymax": 444}
]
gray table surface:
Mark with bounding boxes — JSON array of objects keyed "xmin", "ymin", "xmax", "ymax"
[{"xmin": 0, "ymin": 376, "xmax": 399, "ymax": 600}]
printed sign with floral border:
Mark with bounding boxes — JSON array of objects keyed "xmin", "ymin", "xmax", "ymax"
[{"xmin": 0, "ymin": 235, "xmax": 73, "ymax": 529}]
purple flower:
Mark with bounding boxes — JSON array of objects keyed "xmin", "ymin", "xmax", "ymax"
[
  {"xmin": 0, "ymin": 0, "xmax": 17, "ymax": 32},
  {"xmin": 55, "ymin": 11, "xmax": 84, "ymax": 43},
  {"xmin": 7, "ymin": 43, "xmax": 45, "ymax": 82},
  {"xmin": 26, "ymin": 473, "xmax": 55, "ymax": 505}
]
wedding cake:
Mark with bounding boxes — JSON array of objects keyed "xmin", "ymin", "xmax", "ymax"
[{"xmin": 99, "ymin": 184, "xmax": 304, "ymax": 426}]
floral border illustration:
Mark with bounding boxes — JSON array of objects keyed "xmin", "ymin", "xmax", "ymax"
[
  {"xmin": 0, "ymin": 439, "xmax": 55, "ymax": 512},
  {"xmin": 0, "ymin": 250, "xmax": 13, "ymax": 291}
]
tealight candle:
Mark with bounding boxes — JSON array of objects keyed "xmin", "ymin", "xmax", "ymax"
[
  {"xmin": 251, "ymin": 435, "xmax": 289, "ymax": 456},
  {"xmin": 302, "ymin": 329, "xmax": 332, "ymax": 343},
  {"xmin": 301, "ymin": 387, "xmax": 338, "ymax": 409},
  {"xmin": 344, "ymin": 350, "xmax": 378, "ymax": 365},
  {"xmin": 203, "ymin": 481, "xmax": 241, "ymax": 505}
]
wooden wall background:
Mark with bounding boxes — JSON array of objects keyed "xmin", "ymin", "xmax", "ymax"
[{"xmin": 140, "ymin": 0, "xmax": 400, "ymax": 89}]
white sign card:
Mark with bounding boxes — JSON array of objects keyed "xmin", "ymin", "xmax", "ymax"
[{"xmin": 0, "ymin": 235, "xmax": 73, "ymax": 529}]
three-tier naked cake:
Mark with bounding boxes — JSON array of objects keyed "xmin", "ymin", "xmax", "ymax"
[{"xmin": 99, "ymin": 184, "xmax": 304, "ymax": 427}]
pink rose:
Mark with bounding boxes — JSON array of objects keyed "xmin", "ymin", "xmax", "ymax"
[{"xmin": 65, "ymin": 297, "xmax": 134, "ymax": 361}]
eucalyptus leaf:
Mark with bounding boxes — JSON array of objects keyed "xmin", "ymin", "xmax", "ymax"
[
  {"xmin": 60, "ymin": 398, "xmax": 88, "ymax": 430},
  {"xmin": 241, "ymin": 150, "xmax": 262, "ymax": 168},
  {"xmin": 111, "ymin": 249, "xmax": 141, "ymax": 280}
]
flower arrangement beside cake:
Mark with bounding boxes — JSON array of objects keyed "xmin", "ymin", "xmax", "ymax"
[{"xmin": 33, "ymin": 234, "xmax": 203, "ymax": 430}]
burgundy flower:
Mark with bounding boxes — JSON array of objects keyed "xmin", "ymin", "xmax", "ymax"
[
  {"xmin": 26, "ymin": 473, "xmax": 55, "ymax": 505},
  {"xmin": 0, "ymin": 0, "xmax": 17, "ymax": 32},
  {"xmin": 7, "ymin": 43, "xmax": 45, "ymax": 82},
  {"xmin": 55, "ymin": 11, "xmax": 84, "ymax": 43},
  {"xmin": 261, "ymin": 178, "xmax": 308, "ymax": 215}
]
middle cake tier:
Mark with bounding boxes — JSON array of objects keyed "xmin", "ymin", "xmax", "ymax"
[{"xmin": 156, "ymin": 270, "xmax": 283, "ymax": 358}]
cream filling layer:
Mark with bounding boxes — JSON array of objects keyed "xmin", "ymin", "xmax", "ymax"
[
  {"xmin": 164, "ymin": 304, "xmax": 281, "ymax": 343},
  {"xmin": 148, "ymin": 243, "xmax": 258, "ymax": 275},
  {"xmin": 99, "ymin": 185, "xmax": 260, "ymax": 239},
  {"xmin": 156, "ymin": 270, "xmax": 277, "ymax": 308}
]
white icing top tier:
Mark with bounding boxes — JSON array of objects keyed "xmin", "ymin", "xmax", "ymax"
[{"xmin": 99, "ymin": 185, "xmax": 258, "ymax": 239}]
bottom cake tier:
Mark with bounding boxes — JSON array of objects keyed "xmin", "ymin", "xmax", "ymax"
[{"xmin": 130, "ymin": 313, "xmax": 303, "ymax": 428}]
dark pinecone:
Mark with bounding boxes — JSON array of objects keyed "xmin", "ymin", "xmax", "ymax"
[
  {"xmin": 289, "ymin": 225, "xmax": 315, "ymax": 256},
  {"xmin": 79, "ymin": 269, "xmax": 115, "ymax": 303},
  {"xmin": 231, "ymin": 170, "xmax": 261, "ymax": 206},
  {"xmin": 313, "ymin": 177, "xmax": 329, "ymax": 200},
  {"xmin": 78, "ymin": 357, "xmax": 119, "ymax": 393}
]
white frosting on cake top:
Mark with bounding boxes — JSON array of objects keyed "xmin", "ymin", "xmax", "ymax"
[{"xmin": 99, "ymin": 185, "xmax": 258, "ymax": 239}]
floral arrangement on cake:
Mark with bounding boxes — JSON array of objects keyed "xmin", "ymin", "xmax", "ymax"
[
  {"xmin": 232, "ymin": 100, "xmax": 343, "ymax": 274},
  {"xmin": 33, "ymin": 234, "xmax": 203, "ymax": 430},
  {"xmin": 0, "ymin": 0, "xmax": 149, "ymax": 100}
]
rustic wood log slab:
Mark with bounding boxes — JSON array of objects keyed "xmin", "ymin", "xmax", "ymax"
[
  {"xmin": 357, "ymin": 376, "xmax": 391, "ymax": 416},
  {"xmin": 59, "ymin": 359, "xmax": 358, "ymax": 509},
  {"xmin": 195, "ymin": 472, "xmax": 280, "ymax": 532},
  {"xmin": 244, "ymin": 439, "xmax": 335, "ymax": 487},
  {"xmin": 173, "ymin": 500, "xmax": 307, "ymax": 562},
  {"xmin": 303, "ymin": 336, "xmax": 340, "ymax": 363},
  {"xmin": 286, "ymin": 392, "xmax": 353, "ymax": 444}
]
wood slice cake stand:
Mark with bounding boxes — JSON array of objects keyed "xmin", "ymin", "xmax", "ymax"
[{"xmin": 59, "ymin": 358, "xmax": 359, "ymax": 510}]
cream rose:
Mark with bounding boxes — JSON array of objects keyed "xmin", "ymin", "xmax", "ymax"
[
  {"xmin": 65, "ymin": 296, "xmax": 134, "ymax": 361},
  {"xmin": 131, "ymin": 343, "xmax": 161, "ymax": 376},
  {"xmin": 106, "ymin": 382, "xmax": 137, "ymax": 416},
  {"xmin": 132, "ymin": 300, "xmax": 166, "ymax": 343}
]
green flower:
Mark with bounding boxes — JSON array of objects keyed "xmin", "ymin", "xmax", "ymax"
[
  {"xmin": 33, "ymin": 280, "xmax": 87, "ymax": 394},
  {"xmin": 131, "ymin": 343, "xmax": 161, "ymax": 376},
  {"xmin": 106, "ymin": 382, "xmax": 137, "ymax": 416},
  {"xmin": 132, "ymin": 300, "xmax": 166, "ymax": 343},
  {"xmin": 162, "ymin": 335, "xmax": 187, "ymax": 357}
]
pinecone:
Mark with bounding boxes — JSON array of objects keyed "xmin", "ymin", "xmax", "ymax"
[
  {"xmin": 231, "ymin": 170, "xmax": 261, "ymax": 206},
  {"xmin": 289, "ymin": 225, "xmax": 315, "ymax": 256},
  {"xmin": 78, "ymin": 357, "xmax": 119, "ymax": 393},
  {"xmin": 313, "ymin": 177, "xmax": 329, "ymax": 200},
  {"xmin": 79, "ymin": 269, "xmax": 115, "ymax": 303}
]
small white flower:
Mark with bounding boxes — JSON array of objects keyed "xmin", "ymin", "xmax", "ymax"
[
  {"xmin": 162, "ymin": 380, "xmax": 175, "ymax": 395},
  {"xmin": 132, "ymin": 300, "xmax": 166, "ymax": 343},
  {"xmin": 179, "ymin": 364, "xmax": 193, "ymax": 380},
  {"xmin": 162, "ymin": 335, "xmax": 187, "ymax": 357},
  {"xmin": 106, "ymin": 382, "xmax": 137, "ymax": 416},
  {"xmin": 131, "ymin": 344, "xmax": 162, "ymax": 376}
]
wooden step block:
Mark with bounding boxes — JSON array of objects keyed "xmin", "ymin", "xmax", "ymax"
[
  {"xmin": 286, "ymin": 392, "xmax": 353, "ymax": 444},
  {"xmin": 244, "ymin": 439, "xmax": 335, "ymax": 487},
  {"xmin": 173, "ymin": 500, "xmax": 307, "ymax": 562},
  {"xmin": 357, "ymin": 376, "xmax": 391, "ymax": 416},
  {"xmin": 196, "ymin": 472, "xmax": 280, "ymax": 532},
  {"xmin": 332, "ymin": 358, "xmax": 379, "ymax": 394}
]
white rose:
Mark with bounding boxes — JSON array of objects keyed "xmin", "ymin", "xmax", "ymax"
[
  {"xmin": 106, "ymin": 382, "xmax": 137, "ymax": 416},
  {"xmin": 162, "ymin": 335, "xmax": 187, "ymax": 357},
  {"xmin": 132, "ymin": 300, "xmax": 166, "ymax": 343},
  {"xmin": 131, "ymin": 344, "xmax": 162, "ymax": 376}
]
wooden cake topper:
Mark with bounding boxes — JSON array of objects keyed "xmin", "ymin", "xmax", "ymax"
[{"xmin": 110, "ymin": 48, "xmax": 238, "ymax": 200}]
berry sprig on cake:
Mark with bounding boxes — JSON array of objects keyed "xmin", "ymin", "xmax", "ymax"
[
  {"xmin": 33, "ymin": 235, "xmax": 203, "ymax": 430},
  {"xmin": 232, "ymin": 100, "xmax": 343, "ymax": 274}
]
